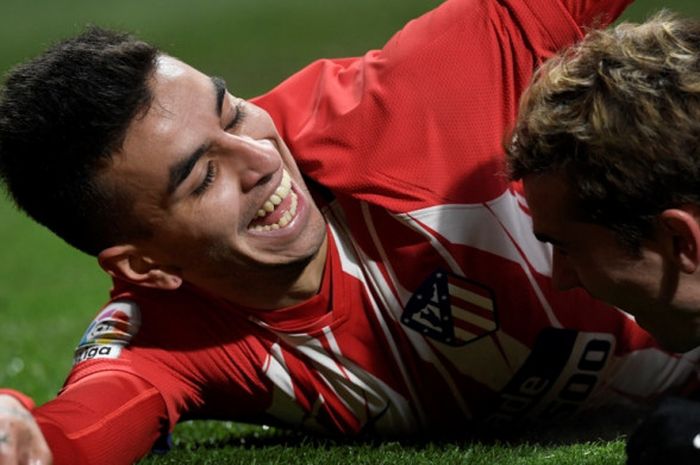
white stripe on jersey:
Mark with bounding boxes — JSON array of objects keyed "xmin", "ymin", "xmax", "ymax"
[
  {"xmin": 263, "ymin": 326, "xmax": 419, "ymax": 432},
  {"xmin": 359, "ymin": 202, "xmax": 474, "ymax": 421},
  {"xmin": 263, "ymin": 342, "xmax": 327, "ymax": 433},
  {"xmin": 400, "ymin": 190, "xmax": 562, "ymax": 327},
  {"xmin": 322, "ymin": 327, "xmax": 418, "ymax": 432},
  {"xmin": 451, "ymin": 306, "xmax": 494, "ymax": 332},
  {"xmin": 604, "ymin": 346, "xmax": 700, "ymax": 401},
  {"xmin": 486, "ymin": 191, "xmax": 562, "ymax": 328},
  {"xmin": 325, "ymin": 203, "xmax": 430, "ymax": 426},
  {"xmin": 449, "ymin": 283, "xmax": 495, "ymax": 311}
]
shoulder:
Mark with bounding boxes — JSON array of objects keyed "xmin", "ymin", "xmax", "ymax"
[{"xmin": 73, "ymin": 299, "xmax": 142, "ymax": 365}]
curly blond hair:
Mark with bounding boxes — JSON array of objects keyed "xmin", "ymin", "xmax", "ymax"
[{"xmin": 507, "ymin": 11, "xmax": 700, "ymax": 247}]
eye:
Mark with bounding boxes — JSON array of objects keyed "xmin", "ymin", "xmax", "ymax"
[
  {"xmin": 192, "ymin": 160, "xmax": 217, "ymax": 196},
  {"xmin": 224, "ymin": 100, "xmax": 247, "ymax": 132},
  {"xmin": 553, "ymin": 244, "xmax": 569, "ymax": 257}
]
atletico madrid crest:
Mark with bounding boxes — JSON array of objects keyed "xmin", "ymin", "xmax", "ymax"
[{"xmin": 401, "ymin": 269, "xmax": 498, "ymax": 346}]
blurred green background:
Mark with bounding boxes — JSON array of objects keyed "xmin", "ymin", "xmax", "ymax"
[{"xmin": 0, "ymin": 0, "xmax": 697, "ymax": 405}]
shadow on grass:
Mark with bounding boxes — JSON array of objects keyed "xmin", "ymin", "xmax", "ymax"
[{"xmin": 171, "ymin": 404, "xmax": 642, "ymax": 454}]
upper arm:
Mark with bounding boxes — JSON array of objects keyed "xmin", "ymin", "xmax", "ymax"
[
  {"xmin": 254, "ymin": 0, "xmax": 635, "ymax": 207},
  {"xmin": 559, "ymin": 0, "xmax": 633, "ymax": 29}
]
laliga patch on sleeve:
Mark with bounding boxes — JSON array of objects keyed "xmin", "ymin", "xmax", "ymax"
[{"xmin": 73, "ymin": 300, "xmax": 141, "ymax": 366}]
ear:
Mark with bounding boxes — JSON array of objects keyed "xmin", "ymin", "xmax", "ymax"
[
  {"xmin": 97, "ymin": 244, "xmax": 183, "ymax": 290},
  {"xmin": 659, "ymin": 208, "xmax": 700, "ymax": 274}
]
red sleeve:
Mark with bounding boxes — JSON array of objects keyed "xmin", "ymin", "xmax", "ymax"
[
  {"xmin": 253, "ymin": 0, "xmax": 633, "ymax": 210},
  {"xmin": 33, "ymin": 372, "xmax": 168, "ymax": 465},
  {"xmin": 0, "ymin": 388, "xmax": 35, "ymax": 410},
  {"xmin": 254, "ymin": 0, "xmax": 633, "ymax": 133},
  {"xmin": 502, "ymin": 0, "xmax": 632, "ymax": 61},
  {"xmin": 560, "ymin": 0, "xmax": 633, "ymax": 28}
]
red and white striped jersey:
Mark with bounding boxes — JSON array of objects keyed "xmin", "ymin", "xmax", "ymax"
[{"xmin": 28, "ymin": 0, "xmax": 700, "ymax": 463}]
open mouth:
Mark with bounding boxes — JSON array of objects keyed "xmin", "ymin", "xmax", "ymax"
[{"xmin": 248, "ymin": 169, "xmax": 299, "ymax": 231}]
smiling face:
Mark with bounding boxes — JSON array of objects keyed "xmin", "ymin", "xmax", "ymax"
[{"xmin": 101, "ymin": 55, "xmax": 327, "ymax": 308}]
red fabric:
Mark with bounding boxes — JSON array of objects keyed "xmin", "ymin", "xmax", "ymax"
[
  {"xmin": 35, "ymin": 372, "xmax": 167, "ymax": 465},
  {"xmin": 254, "ymin": 0, "xmax": 631, "ymax": 213},
  {"xmin": 0, "ymin": 388, "xmax": 35, "ymax": 411}
]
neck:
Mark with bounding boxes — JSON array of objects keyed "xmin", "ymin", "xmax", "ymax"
[
  {"xmin": 637, "ymin": 279, "xmax": 700, "ymax": 352},
  {"xmin": 202, "ymin": 236, "xmax": 329, "ymax": 310},
  {"xmin": 641, "ymin": 310, "xmax": 700, "ymax": 352}
]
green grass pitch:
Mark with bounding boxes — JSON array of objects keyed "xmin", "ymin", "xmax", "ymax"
[{"xmin": 0, "ymin": 0, "xmax": 697, "ymax": 463}]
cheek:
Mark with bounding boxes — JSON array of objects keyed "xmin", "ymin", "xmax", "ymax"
[
  {"xmin": 575, "ymin": 258, "xmax": 625, "ymax": 287},
  {"xmin": 582, "ymin": 264, "xmax": 656, "ymax": 306},
  {"xmin": 209, "ymin": 178, "xmax": 246, "ymax": 216},
  {"xmin": 564, "ymin": 254, "xmax": 617, "ymax": 294},
  {"xmin": 180, "ymin": 185, "xmax": 243, "ymax": 232},
  {"xmin": 157, "ymin": 208, "xmax": 230, "ymax": 248}
]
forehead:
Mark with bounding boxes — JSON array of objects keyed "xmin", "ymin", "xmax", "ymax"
[
  {"xmin": 156, "ymin": 55, "xmax": 188, "ymax": 79},
  {"xmin": 142, "ymin": 56, "xmax": 212, "ymax": 133},
  {"xmin": 121, "ymin": 56, "xmax": 215, "ymax": 156},
  {"xmin": 103, "ymin": 56, "xmax": 218, "ymax": 194}
]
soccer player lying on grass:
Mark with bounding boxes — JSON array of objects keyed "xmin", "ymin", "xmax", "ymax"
[
  {"xmin": 506, "ymin": 11, "xmax": 700, "ymax": 465},
  {"xmin": 0, "ymin": 0, "xmax": 695, "ymax": 464}
]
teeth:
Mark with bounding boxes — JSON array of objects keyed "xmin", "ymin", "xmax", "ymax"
[
  {"xmin": 289, "ymin": 190, "xmax": 298, "ymax": 215},
  {"xmin": 250, "ymin": 170, "xmax": 299, "ymax": 231},
  {"xmin": 279, "ymin": 212, "xmax": 291, "ymax": 227},
  {"xmin": 274, "ymin": 172, "xmax": 292, "ymax": 197}
]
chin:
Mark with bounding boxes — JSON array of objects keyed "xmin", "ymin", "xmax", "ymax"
[
  {"xmin": 659, "ymin": 340, "xmax": 700, "ymax": 353},
  {"xmin": 264, "ymin": 253, "xmax": 317, "ymax": 271},
  {"xmin": 656, "ymin": 334, "xmax": 700, "ymax": 353},
  {"xmin": 635, "ymin": 318, "xmax": 700, "ymax": 353},
  {"xmin": 261, "ymin": 232, "xmax": 326, "ymax": 270}
]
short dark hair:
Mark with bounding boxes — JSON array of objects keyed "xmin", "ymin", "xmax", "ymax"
[
  {"xmin": 0, "ymin": 26, "xmax": 158, "ymax": 256},
  {"xmin": 506, "ymin": 11, "xmax": 700, "ymax": 250}
]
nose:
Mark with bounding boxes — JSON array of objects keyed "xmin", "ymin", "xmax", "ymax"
[
  {"xmin": 551, "ymin": 248, "xmax": 581, "ymax": 291},
  {"xmin": 221, "ymin": 135, "xmax": 281, "ymax": 192}
]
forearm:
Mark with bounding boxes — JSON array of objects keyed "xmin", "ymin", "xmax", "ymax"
[{"xmin": 34, "ymin": 373, "xmax": 169, "ymax": 465}]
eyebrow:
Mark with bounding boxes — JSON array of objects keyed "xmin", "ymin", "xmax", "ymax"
[
  {"xmin": 166, "ymin": 76, "xmax": 227, "ymax": 196},
  {"xmin": 212, "ymin": 76, "xmax": 226, "ymax": 117}
]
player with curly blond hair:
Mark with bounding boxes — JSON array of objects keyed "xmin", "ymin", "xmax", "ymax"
[{"xmin": 508, "ymin": 11, "xmax": 700, "ymax": 465}]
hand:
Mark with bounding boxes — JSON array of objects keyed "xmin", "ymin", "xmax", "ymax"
[
  {"xmin": 0, "ymin": 394, "xmax": 52, "ymax": 465},
  {"xmin": 627, "ymin": 396, "xmax": 700, "ymax": 465}
]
